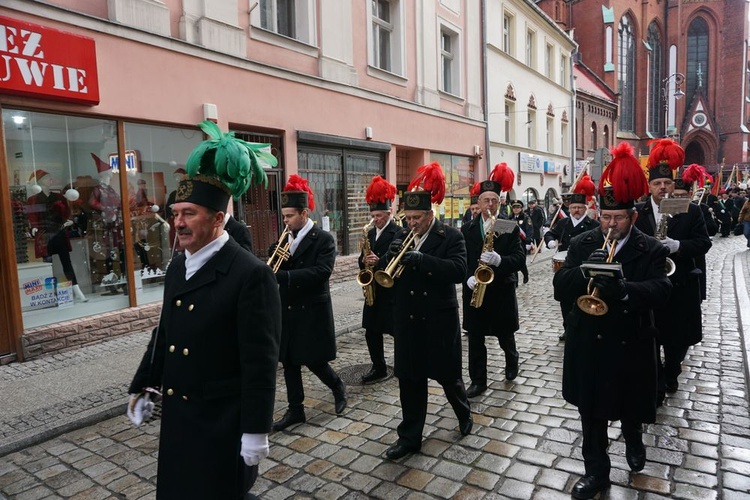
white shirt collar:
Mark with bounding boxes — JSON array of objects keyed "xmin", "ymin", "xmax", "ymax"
[
  {"xmin": 184, "ymin": 231, "xmax": 229, "ymax": 280},
  {"xmin": 414, "ymin": 217, "xmax": 436, "ymax": 251},
  {"xmin": 375, "ymin": 217, "xmax": 392, "ymax": 240},
  {"xmin": 571, "ymin": 214, "xmax": 585, "ymax": 227},
  {"xmin": 289, "ymin": 218, "xmax": 315, "ymax": 255}
]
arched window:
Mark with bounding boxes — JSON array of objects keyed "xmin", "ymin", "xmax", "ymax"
[
  {"xmin": 647, "ymin": 22, "xmax": 663, "ymax": 135},
  {"xmin": 603, "ymin": 125, "xmax": 610, "ymax": 148},
  {"xmin": 618, "ymin": 15, "xmax": 636, "ymax": 132},
  {"xmin": 687, "ymin": 17, "xmax": 709, "ymax": 102},
  {"xmin": 590, "ymin": 122, "xmax": 598, "ymax": 150}
]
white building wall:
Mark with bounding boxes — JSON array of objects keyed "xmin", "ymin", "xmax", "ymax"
[{"xmin": 486, "ymin": 0, "xmax": 575, "ymax": 205}]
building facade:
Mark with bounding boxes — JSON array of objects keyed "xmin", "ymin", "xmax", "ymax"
[
  {"xmin": 0, "ymin": 0, "xmax": 486, "ymax": 361},
  {"xmin": 538, "ymin": 0, "xmax": 750, "ymax": 175},
  {"xmin": 486, "ymin": 0, "xmax": 576, "ymax": 214}
]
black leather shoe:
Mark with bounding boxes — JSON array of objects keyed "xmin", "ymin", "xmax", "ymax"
[
  {"xmin": 459, "ymin": 416, "xmax": 473, "ymax": 436},
  {"xmin": 333, "ymin": 380, "xmax": 347, "ymax": 414},
  {"xmin": 558, "ymin": 332, "xmax": 566, "ymax": 341},
  {"xmin": 272, "ymin": 410, "xmax": 305, "ymax": 432},
  {"xmin": 571, "ymin": 475, "xmax": 611, "ymax": 499},
  {"xmin": 505, "ymin": 353, "xmax": 519, "ymax": 381},
  {"xmin": 523, "ymin": 274, "xmax": 529, "ymax": 284},
  {"xmin": 665, "ymin": 379, "xmax": 679, "ymax": 393},
  {"xmin": 626, "ymin": 442, "xmax": 646, "ymax": 472},
  {"xmin": 385, "ymin": 444, "xmax": 419, "ymax": 460},
  {"xmin": 361, "ymin": 367, "xmax": 387, "ymax": 384},
  {"xmin": 466, "ymin": 383, "xmax": 487, "ymax": 398}
]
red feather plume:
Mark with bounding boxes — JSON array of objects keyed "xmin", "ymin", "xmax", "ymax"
[
  {"xmin": 682, "ymin": 164, "xmax": 710, "ymax": 187},
  {"xmin": 365, "ymin": 175, "xmax": 396, "ymax": 205},
  {"xmin": 489, "ymin": 163, "xmax": 515, "ymax": 192},
  {"xmin": 599, "ymin": 142, "xmax": 648, "ymax": 203},
  {"xmin": 283, "ymin": 174, "xmax": 315, "ymax": 211},
  {"xmin": 469, "ymin": 182, "xmax": 482, "ymax": 197},
  {"xmin": 407, "ymin": 162, "xmax": 446, "ymax": 204},
  {"xmin": 574, "ymin": 174, "xmax": 595, "ymax": 198},
  {"xmin": 647, "ymin": 138, "xmax": 684, "ymax": 170}
]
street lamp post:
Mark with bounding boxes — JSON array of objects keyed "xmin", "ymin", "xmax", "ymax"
[{"xmin": 662, "ymin": 72, "xmax": 685, "ymax": 139}]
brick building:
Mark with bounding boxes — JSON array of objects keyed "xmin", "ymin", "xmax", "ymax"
[{"xmin": 537, "ymin": 0, "xmax": 750, "ymax": 172}]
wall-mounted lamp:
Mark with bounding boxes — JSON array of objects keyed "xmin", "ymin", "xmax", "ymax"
[
  {"xmin": 203, "ymin": 103, "xmax": 218, "ymax": 123},
  {"xmin": 365, "ymin": 126, "xmax": 373, "ymax": 140},
  {"xmin": 473, "ymin": 145, "xmax": 483, "ymax": 158}
]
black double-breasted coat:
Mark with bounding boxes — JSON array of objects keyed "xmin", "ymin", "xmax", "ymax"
[
  {"xmin": 358, "ymin": 219, "xmax": 401, "ymax": 333},
  {"xmin": 635, "ymin": 198, "xmax": 711, "ymax": 347},
  {"xmin": 554, "ymin": 227, "xmax": 671, "ymax": 423},
  {"xmin": 276, "ymin": 223, "xmax": 337, "ymax": 366},
  {"xmin": 461, "ymin": 215, "xmax": 526, "ymax": 336},
  {"xmin": 543, "ymin": 215, "xmax": 600, "ymax": 251},
  {"xmin": 391, "ymin": 219, "xmax": 467, "ymax": 381},
  {"xmin": 129, "ymin": 237, "xmax": 281, "ymax": 499}
]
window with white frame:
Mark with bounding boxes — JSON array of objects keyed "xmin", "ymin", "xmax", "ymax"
[
  {"xmin": 546, "ymin": 117, "xmax": 554, "ymax": 152},
  {"xmin": 503, "ymin": 13, "xmax": 513, "ymax": 55},
  {"xmin": 527, "ymin": 109, "xmax": 536, "ymax": 148},
  {"xmin": 526, "ymin": 29, "xmax": 536, "ymax": 68},
  {"xmin": 545, "ymin": 44, "xmax": 553, "ymax": 78},
  {"xmin": 560, "ymin": 54, "xmax": 568, "ymax": 87},
  {"xmin": 561, "ymin": 121, "xmax": 568, "ymax": 155},
  {"xmin": 505, "ymin": 100, "xmax": 515, "ymax": 143},
  {"xmin": 369, "ymin": 0, "xmax": 404, "ymax": 75},
  {"xmin": 260, "ymin": 0, "xmax": 314, "ymax": 43},
  {"xmin": 440, "ymin": 25, "xmax": 461, "ymax": 96}
]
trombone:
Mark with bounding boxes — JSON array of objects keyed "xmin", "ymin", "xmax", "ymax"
[
  {"xmin": 267, "ymin": 225, "xmax": 292, "ymax": 272},
  {"xmin": 374, "ymin": 229, "xmax": 418, "ymax": 288},
  {"xmin": 576, "ymin": 228, "xmax": 618, "ymax": 316}
]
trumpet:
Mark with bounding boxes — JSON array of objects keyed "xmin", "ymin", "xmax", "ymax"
[
  {"xmin": 357, "ymin": 219, "xmax": 376, "ymax": 306},
  {"xmin": 576, "ymin": 228, "xmax": 618, "ymax": 316},
  {"xmin": 267, "ymin": 225, "xmax": 291, "ymax": 272},
  {"xmin": 470, "ymin": 213, "xmax": 496, "ymax": 308},
  {"xmin": 374, "ymin": 229, "xmax": 418, "ymax": 288}
]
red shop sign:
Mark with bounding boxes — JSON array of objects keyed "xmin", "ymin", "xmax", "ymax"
[{"xmin": 0, "ymin": 16, "xmax": 100, "ymax": 105}]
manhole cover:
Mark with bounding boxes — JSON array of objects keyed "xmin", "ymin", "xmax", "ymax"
[{"xmin": 338, "ymin": 363, "xmax": 394, "ymax": 385}]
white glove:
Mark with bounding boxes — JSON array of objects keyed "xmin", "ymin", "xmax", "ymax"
[
  {"xmin": 480, "ymin": 251, "xmax": 502, "ymax": 267},
  {"xmin": 662, "ymin": 237, "xmax": 680, "ymax": 254},
  {"xmin": 63, "ymin": 220, "xmax": 74, "ymax": 228},
  {"xmin": 31, "ymin": 227, "xmax": 38, "ymax": 236},
  {"xmin": 547, "ymin": 240, "xmax": 558, "ymax": 250},
  {"xmin": 127, "ymin": 392, "xmax": 155, "ymax": 426},
  {"xmin": 240, "ymin": 433, "xmax": 269, "ymax": 466},
  {"xmin": 466, "ymin": 276, "xmax": 477, "ymax": 290},
  {"xmin": 525, "ymin": 244, "xmax": 532, "ymax": 251}
]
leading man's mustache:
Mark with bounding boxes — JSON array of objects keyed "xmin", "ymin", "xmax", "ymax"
[{"xmin": 177, "ymin": 228, "xmax": 192, "ymax": 236}]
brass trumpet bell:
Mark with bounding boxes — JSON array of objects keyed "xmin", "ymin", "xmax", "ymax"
[{"xmin": 576, "ymin": 289, "xmax": 609, "ymax": 316}]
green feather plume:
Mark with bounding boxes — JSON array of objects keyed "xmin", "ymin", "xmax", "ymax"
[{"xmin": 185, "ymin": 120, "xmax": 275, "ymax": 198}]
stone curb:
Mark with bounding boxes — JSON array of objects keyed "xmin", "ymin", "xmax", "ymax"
[{"xmin": 734, "ymin": 252, "xmax": 750, "ymax": 401}]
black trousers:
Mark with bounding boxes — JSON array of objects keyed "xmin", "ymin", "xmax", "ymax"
[
  {"xmin": 560, "ymin": 299, "xmax": 575, "ymax": 330},
  {"xmin": 47, "ymin": 230, "xmax": 78, "ymax": 285},
  {"xmin": 364, "ymin": 329, "xmax": 387, "ymax": 370},
  {"xmin": 467, "ymin": 332, "xmax": 518, "ymax": 385},
  {"xmin": 657, "ymin": 343, "xmax": 689, "ymax": 393},
  {"xmin": 282, "ymin": 362, "xmax": 340, "ymax": 411},
  {"xmin": 396, "ymin": 376, "xmax": 471, "ymax": 449},
  {"xmin": 580, "ymin": 414, "xmax": 642, "ymax": 478}
]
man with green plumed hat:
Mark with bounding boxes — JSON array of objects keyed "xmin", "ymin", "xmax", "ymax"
[{"xmin": 128, "ymin": 121, "xmax": 281, "ymax": 499}]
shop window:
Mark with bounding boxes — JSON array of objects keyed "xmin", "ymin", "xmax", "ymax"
[
  {"xmin": 123, "ymin": 123, "xmax": 203, "ymax": 305},
  {"xmin": 429, "ymin": 153, "xmax": 475, "ymax": 228},
  {"xmin": 4, "ymin": 109, "xmax": 125, "ymax": 328}
]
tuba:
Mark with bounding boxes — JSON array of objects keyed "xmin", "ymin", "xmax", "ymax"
[
  {"xmin": 356, "ymin": 219, "xmax": 376, "ymax": 306},
  {"xmin": 374, "ymin": 229, "xmax": 418, "ymax": 288},
  {"xmin": 470, "ymin": 214, "xmax": 496, "ymax": 308},
  {"xmin": 267, "ymin": 225, "xmax": 292, "ymax": 272},
  {"xmin": 655, "ymin": 195, "xmax": 676, "ymax": 277},
  {"xmin": 576, "ymin": 228, "xmax": 618, "ymax": 316}
]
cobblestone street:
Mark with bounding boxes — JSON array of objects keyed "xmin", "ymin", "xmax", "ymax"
[{"xmin": 1, "ymin": 236, "xmax": 749, "ymax": 499}]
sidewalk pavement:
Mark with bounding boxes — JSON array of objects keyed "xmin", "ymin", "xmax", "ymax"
[{"xmin": 1, "ymin": 236, "xmax": 750, "ymax": 499}]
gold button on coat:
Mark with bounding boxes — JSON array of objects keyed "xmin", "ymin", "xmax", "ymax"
[
  {"xmin": 169, "ymin": 345, "xmax": 175, "ymax": 353},
  {"xmin": 176, "ymin": 300, "xmax": 182, "ymax": 307},
  {"xmin": 188, "ymin": 304, "xmax": 194, "ymax": 311},
  {"xmin": 167, "ymin": 388, "xmax": 174, "ymax": 396},
  {"xmin": 182, "ymin": 348, "xmax": 189, "ymax": 356}
]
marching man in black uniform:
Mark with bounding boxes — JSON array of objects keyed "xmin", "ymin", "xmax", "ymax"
[
  {"xmin": 509, "ymin": 199, "xmax": 531, "ymax": 284},
  {"xmin": 128, "ymin": 121, "xmax": 281, "ymax": 499},
  {"xmin": 463, "ymin": 163, "xmax": 526, "ymax": 398},
  {"xmin": 554, "ymin": 142, "xmax": 672, "ymax": 499},
  {"xmin": 383, "ymin": 162, "xmax": 472, "ymax": 460},
  {"xmin": 635, "ymin": 139, "xmax": 711, "ymax": 405},
  {"xmin": 272, "ymin": 175, "xmax": 348, "ymax": 431},
  {"xmin": 358, "ymin": 175, "xmax": 401, "ymax": 383},
  {"xmin": 546, "ymin": 175, "xmax": 600, "ymax": 340}
]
